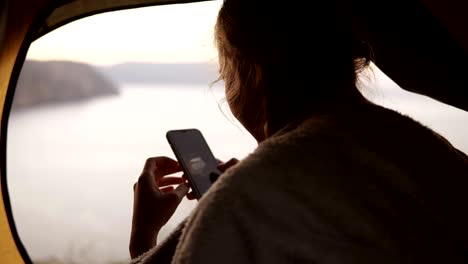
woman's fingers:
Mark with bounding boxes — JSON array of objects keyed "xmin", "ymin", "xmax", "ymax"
[
  {"xmin": 181, "ymin": 174, "xmax": 193, "ymax": 187},
  {"xmin": 158, "ymin": 177, "xmax": 186, "ymax": 187},
  {"xmin": 142, "ymin": 156, "xmax": 176, "ymax": 174},
  {"xmin": 218, "ymin": 158, "xmax": 239, "ymax": 172},
  {"xmin": 161, "ymin": 184, "xmax": 190, "ymax": 200},
  {"xmin": 138, "ymin": 157, "xmax": 182, "ymax": 189},
  {"xmin": 175, "ymin": 178, "xmax": 195, "ymax": 199},
  {"xmin": 142, "ymin": 157, "xmax": 181, "ymax": 178},
  {"xmin": 172, "ymin": 183, "xmax": 189, "ymax": 200},
  {"xmin": 160, "ymin": 186, "xmax": 174, "ymax": 193},
  {"xmin": 187, "ymin": 192, "xmax": 196, "ymax": 200}
]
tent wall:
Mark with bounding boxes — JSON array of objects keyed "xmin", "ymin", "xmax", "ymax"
[
  {"xmin": 354, "ymin": 0, "xmax": 468, "ymax": 112},
  {"xmin": 35, "ymin": 0, "xmax": 211, "ymax": 40},
  {"xmin": 0, "ymin": 1, "xmax": 50, "ymax": 263},
  {"xmin": 422, "ymin": 0, "xmax": 468, "ymax": 53},
  {"xmin": 0, "ymin": 5, "xmax": 28, "ymax": 264}
]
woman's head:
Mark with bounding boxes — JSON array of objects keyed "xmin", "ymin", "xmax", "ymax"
[{"xmin": 215, "ymin": 0, "xmax": 371, "ymax": 141}]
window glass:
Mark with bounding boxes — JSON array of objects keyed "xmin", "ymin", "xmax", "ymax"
[
  {"xmin": 8, "ymin": 2, "xmax": 258, "ymax": 263},
  {"xmin": 7, "ymin": 2, "xmax": 467, "ymax": 263},
  {"xmin": 361, "ymin": 64, "xmax": 468, "ymax": 153}
]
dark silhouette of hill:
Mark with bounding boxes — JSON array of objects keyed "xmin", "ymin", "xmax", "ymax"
[
  {"xmin": 12, "ymin": 61, "xmax": 219, "ymax": 110},
  {"xmin": 98, "ymin": 62, "xmax": 219, "ymax": 84},
  {"xmin": 13, "ymin": 60, "xmax": 119, "ymax": 110}
]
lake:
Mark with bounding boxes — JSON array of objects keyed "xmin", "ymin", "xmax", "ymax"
[{"xmin": 7, "ymin": 79, "xmax": 468, "ymax": 263}]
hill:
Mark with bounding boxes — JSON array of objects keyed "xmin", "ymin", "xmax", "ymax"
[{"xmin": 13, "ymin": 60, "xmax": 119, "ymax": 110}]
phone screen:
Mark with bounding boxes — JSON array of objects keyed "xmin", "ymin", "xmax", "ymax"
[{"xmin": 166, "ymin": 129, "xmax": 220, "ymax": 199}]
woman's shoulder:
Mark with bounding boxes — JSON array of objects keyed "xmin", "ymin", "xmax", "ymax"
[
  {"xmin": 217, "ymin": 102, "xmax": 468, "ymax": 196},
  {"xmin": 212, "ymin": 115, "xmax": 377, "ymax": 196},
  {"xmin": 178, "ymin": 105, "xmax": 468, "ymax": 262}
]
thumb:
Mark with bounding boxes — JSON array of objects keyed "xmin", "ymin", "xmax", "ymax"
[
  {"xmin": 172, "ymin": 183, "xmax": 189, "ymax": 200},
  {"xmin": 218, "ymin": 158, "xmax": 239, "ymax": 172}
]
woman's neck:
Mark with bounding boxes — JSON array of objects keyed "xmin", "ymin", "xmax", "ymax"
[{"xmin": 261, "ymin": 87, "xmax": 370, "ymax": 141}]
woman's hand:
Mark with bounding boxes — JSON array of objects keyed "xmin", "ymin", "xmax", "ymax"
[
  {"xmin": 204, "ymin": 158, "xmax": 239, "ymax": 184},
  {"xmin": 130, "ymin": 157, "xmax": 189, "ymax": 259},
  {"xmin": 184, "ymin": 158, "xmax": 240, "ymax": 198},
  {"xmin": 217, "ymin": 158, "xmax": 239, "ymax": 173}
]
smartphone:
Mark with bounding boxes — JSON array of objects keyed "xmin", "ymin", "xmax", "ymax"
[{"xmin": 166, "ymin": 129, "xmax": 221, "ymax": 199}]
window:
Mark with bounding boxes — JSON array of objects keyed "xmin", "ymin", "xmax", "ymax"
[
  {"xmin": 6, "ymin": 2, "xmax": 467, "ymax": 263},
  {"xmin": 360, "ymin": 64, "xmax": 468, "ymax": 153},
  {"xmin": 8, "ymin": 2, "xmax": 256, "ymax": 263}
]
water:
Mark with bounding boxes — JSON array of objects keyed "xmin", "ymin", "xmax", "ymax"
[
  {"xmin": 7, "ymin": 84, "xmax": 257, "ymax": 263},
  {"xmin": 7, "ymin": 80, "xmax": 468, "ymax": 263}
]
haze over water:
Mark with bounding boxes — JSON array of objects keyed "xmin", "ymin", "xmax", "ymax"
[{"xmin": 7, "ymin": 76, "xmax": 468, "ymax": 263}]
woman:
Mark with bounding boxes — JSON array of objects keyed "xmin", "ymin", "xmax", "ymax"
[{"xmin": 130, "ymin": 0, "xmax": 468, "ymax": 263}]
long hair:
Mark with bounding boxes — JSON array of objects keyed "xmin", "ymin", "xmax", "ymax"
[{"xmin": 215, "ymin": 0, "xmax": 372, "ymax": 138}]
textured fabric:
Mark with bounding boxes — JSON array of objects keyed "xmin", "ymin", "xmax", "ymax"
[
  {"xmin": 132, "ymin": 102, "xmax": 468, "ymax": 264},
  {"xmin": 131, "ymin": 220, "xmax": 187, "ymax": 264}
]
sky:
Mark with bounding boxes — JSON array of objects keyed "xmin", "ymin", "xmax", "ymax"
[{"xmin": 27, "ymin": 1, "xmax": 223, "ymax": 66}]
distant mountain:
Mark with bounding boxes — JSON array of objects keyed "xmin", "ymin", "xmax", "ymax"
[
  {"xmin": 13, "ymin": 60, "xmax": 119, "ymax": 110},
  {"xmin": 11, "ymin": 61, "xmax": 220, "ymax": 110},
  {"xmin": 98, "ymin": 62, "xmax": 219, "ymax": 84}
]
